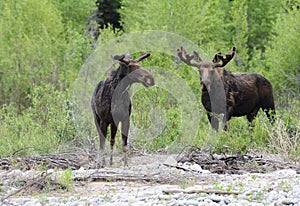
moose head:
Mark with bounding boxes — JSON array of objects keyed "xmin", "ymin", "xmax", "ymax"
[
  {"xmin": 112, "ymin": 53, "xmax": 155, "ymax": 87},
  {"xmin": 177, "ymin": 47, "xmax": 236, "ymax": 92}
]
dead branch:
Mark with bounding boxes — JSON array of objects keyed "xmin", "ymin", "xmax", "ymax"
[
  {"xmin": 0, "ymin": 153, "xmax": 88, "ymax": 170},
  {"xmin": 0, "ymin": 172, "xmax": 53, "ymax": 202}
]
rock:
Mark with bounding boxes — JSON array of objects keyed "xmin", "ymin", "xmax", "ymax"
[
  {"xmin": 281, "ymin": 197, "xmax": 299, "ymax": 205},
  {"xmin": 186, "ymin": 199, "xmax": 199, "ymax": 205},
  {"xmin": 127, "ymin": 197, "xmax": 139, "ymax": 204},
  {"xmin": 176, "ymin": 199, "xmax": 187, "ymax": 206},
  {"xmin": 158, "ymin": 195, "xmax": 171, "ymax": 201},
  {"xmin": 131, "ymin": 201, "xmax": 149, "ymax": 206},
  {"xmin": 190, "ymin": 163, "xmax": 202, "ymax": 172},
  {"xmin": 209, "ymin": 194, "xmax": 223, "ymax": 203},
  {"xmin": 163, "ymin": 156, "xmax": 177, "ymax": 167},
  {"xmin": 7, "ymin": 169, "xmax": 22, "ymax": 177},
  {"xmin": 237, "ymin": 199, "xmax": 250, "ymax": 206}
]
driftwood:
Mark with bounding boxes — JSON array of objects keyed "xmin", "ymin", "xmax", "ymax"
[
  {"xmin": 72, "ymin": 168, "xmax": 184, "ymax": 184},
  {"xmin": 176, "ymin": 147, "xmax": 300, "ymax": 174},
  {"xmin": 0, "ymin": 153, "xmax": 88, "ymax": 170},
  {"xmin": 0, "ymin": 147, "xmax": 299, "ymax": 175}
]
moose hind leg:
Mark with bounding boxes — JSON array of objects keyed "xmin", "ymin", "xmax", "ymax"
[
  {"xmin": 121, "ymin": 118, "xmax": 130, "ymax": 166},
  {"xmin": 246, "ymin": 107, "xmax": 259, "ymax": 133},
  {"xmin": 110, "ymin": 122, "xmax": 118, "ymax": 166},
  {"xmin": 93, "ymin": 113, "xmax": 105, "ymax": 168},
  {"xmin": 262, "ymin": 105, "xmax": 276, "ymax": 124},
  {"xmin": 98, "ymin": 122, "xmax": 108, "ymax": 168}
]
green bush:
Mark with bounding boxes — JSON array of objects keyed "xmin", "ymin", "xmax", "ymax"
[{"xmin": 0, "ymin": 84, "xmax": 76, "ymax": 157}]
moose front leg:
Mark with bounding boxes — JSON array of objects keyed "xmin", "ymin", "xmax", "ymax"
[
  {"xmin": 121, "ymin": 118, "xmax": 130, "ymax": 166},
  {"xmin": 110, "ymin": 122, "xmax": 118, "ymax": 166},
  {"xmin": 223, "ymin": 106, "xmax": 234, "ymax": 131}
]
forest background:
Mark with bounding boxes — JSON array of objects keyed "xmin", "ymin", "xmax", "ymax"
[{"xmin": 0, "ymin": 0, "xmax": 299, "ymax": 158}]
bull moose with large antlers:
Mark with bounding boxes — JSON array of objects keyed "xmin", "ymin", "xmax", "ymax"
[
  {"xmin": 178, "ymin": 47, "xmax": 275, "ymax": 131},
  {"xmin": 91, "ymin": 53, "xmax": 155, "ymax": 167}
]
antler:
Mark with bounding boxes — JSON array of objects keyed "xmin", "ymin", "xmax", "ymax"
[
  {"xmin": 135, "ymin": 53, "xmax": 151, "ymax": 62},
  {"xmin": 213, "ymin": 47, "xmax": 236, "ymax": 67},
  {"xmin": 177, "ymin": 46, "xmax": 201, "ymax": 67}
]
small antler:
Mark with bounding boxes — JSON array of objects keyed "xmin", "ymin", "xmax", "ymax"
[
  {"xmin": 213, "ymin": 47, "xmax": 236, "ymax": 67},
  {"xmin": 212, "ymin": 52, "xmax": 222, "ymax": 63},
  {"xmin": 135, "ymin": 53, "xmax": 151, "ymax": 62},
  {"xmin": 177, "ymin": 46, "xmax": 201, "ymax": 67},
  {"xmin": 193, "ymin": 51, "xmax": 202, "ymax": 62}
]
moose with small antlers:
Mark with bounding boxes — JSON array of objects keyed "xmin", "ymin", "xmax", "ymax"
[
  {"xmin": 91, "ymin": 53, "xmax": 155, "ymax": 167},
  {"xmin": 178, "ymin": 46, "xmax": 275, "ymax": 131}
]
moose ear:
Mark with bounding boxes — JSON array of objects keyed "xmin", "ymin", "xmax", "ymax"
[
  {"xmin": 113, "ymin": 54, "xmax": 125, "ymax": 61},
  {"xmin": 112, "ymin": 54, "xmax": 129, "ymax": 65}
]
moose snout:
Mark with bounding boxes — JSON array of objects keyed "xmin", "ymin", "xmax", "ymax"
[{"xmin": 143, "ymin": 75, "xmax": 155, "ymax": 87}]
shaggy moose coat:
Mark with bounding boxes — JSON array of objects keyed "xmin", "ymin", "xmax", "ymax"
[
  {"xmin": 178, "ymin": 47, "xmax": 275, "ymax": 131},
  {"xmin": 91, "ymin": 53, "xmax": 154, "ymax": 167}
]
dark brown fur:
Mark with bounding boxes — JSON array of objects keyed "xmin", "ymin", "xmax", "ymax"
[
  {"xmin": 91, "ymin": 53, "xmax": 154, "ymax": 167},
  {"xmin": 178, "ymin": 47, "xmax": 275, "ymax": 131}
]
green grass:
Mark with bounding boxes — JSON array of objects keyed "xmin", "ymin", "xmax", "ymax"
[{"xmin": 0, "ymin": 86, "xmax": 299, "ymax": 160}]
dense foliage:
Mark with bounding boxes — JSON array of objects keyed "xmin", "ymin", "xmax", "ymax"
[{"xmin": 0, "ymin": 0, "xmax": 299, "ymax": 158}]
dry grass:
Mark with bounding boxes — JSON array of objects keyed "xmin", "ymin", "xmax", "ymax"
[{"xmin": 264, "ymin": 119, "xmax": 299, "ymax": 160}]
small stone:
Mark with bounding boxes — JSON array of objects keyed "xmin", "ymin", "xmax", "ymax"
[
  {"xmin": 69, "ymin": 201, "xmax": 80, "ymax": 206},
  {"xmin": 220, "ymin": 199, "xmax": 230, "ymax": 205},
  {"xmin": 186, "ymin": 199, "xmax": 199, "ymax": 206},
  {"xmin": 176, "ymin": 199, "xmax": 187, "ymax": 206},
  {"xmin": 209, "ymin": 194, "xmax": 223, "ymax": 203},
  {"xmin": 237, "ymin": 199, "xmax": 250, "ymax": 206},
  {"xmin": 158, "ymin": 195, "xmax": 171, "ymax": 201},
  {"xmin": 281, "ymin": 198, "xmax": 298, "ymax": 205},
  {"xmin": 47, "ymin": 169, "xmax": 55, "ymax": 174},
  {"xmin": 190, "ymin": 163, "xmax": 202, "ymax": 172},
  {"xmin": 7, "ymin": 169, "xmax": 22, "ymax": 177},
  {"xmin": 131, "ymin": 201, "xmax": 148, "ymax": 206},
  {"xmin": 127, "ymin": 197, "xmax": 139, "ymax": 204},
  {"xmin": 201, "ymin": 169, "xmax": 211, "ymax": 174}
]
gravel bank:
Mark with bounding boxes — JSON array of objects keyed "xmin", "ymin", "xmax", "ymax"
[{"xmin": 1, "ymin": 154, "xmax": 299, "ymax": 206}]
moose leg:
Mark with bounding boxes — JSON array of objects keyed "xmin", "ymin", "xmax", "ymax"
[
  {"xmin": 110, "ymin": 122, "xmax": 118, "ymax": 166},
  {"xmin": 98, "ymin": 122, "xmax": 108, "ymax": 168},
  {"xmin": 93, "ymin": 113, "xmax": 105, "ymax": 168},
  {"xmin": 262, "ymin": 105, "xmax": 276, "ymax": 124},
  {"xmin": 223, "ymin": 107, "xmax": 233, "ymax": 131},
  {"xmin": 247, "ymin": 107, "xmax": 259, "ymax": 133},
  {"xmin": 121, "ymin": 118, "xmax": 130, "ymax": 166}
]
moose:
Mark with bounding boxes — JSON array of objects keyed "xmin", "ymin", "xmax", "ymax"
[
  {"xmin": 178, "ymin": 46, "xmax": 275, "ymax": 131},
  {"xmin": 91, "ymin": 53, "xmax": 155, "ymax": 167}
]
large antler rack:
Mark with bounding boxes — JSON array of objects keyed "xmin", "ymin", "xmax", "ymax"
[
  {"xmin": 177, "ymin": 46, "xmax": 201, "ymax": 67},
  {"xmin": 213, "ymin": 47, "xmax": 236, "ymax": 67}
]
